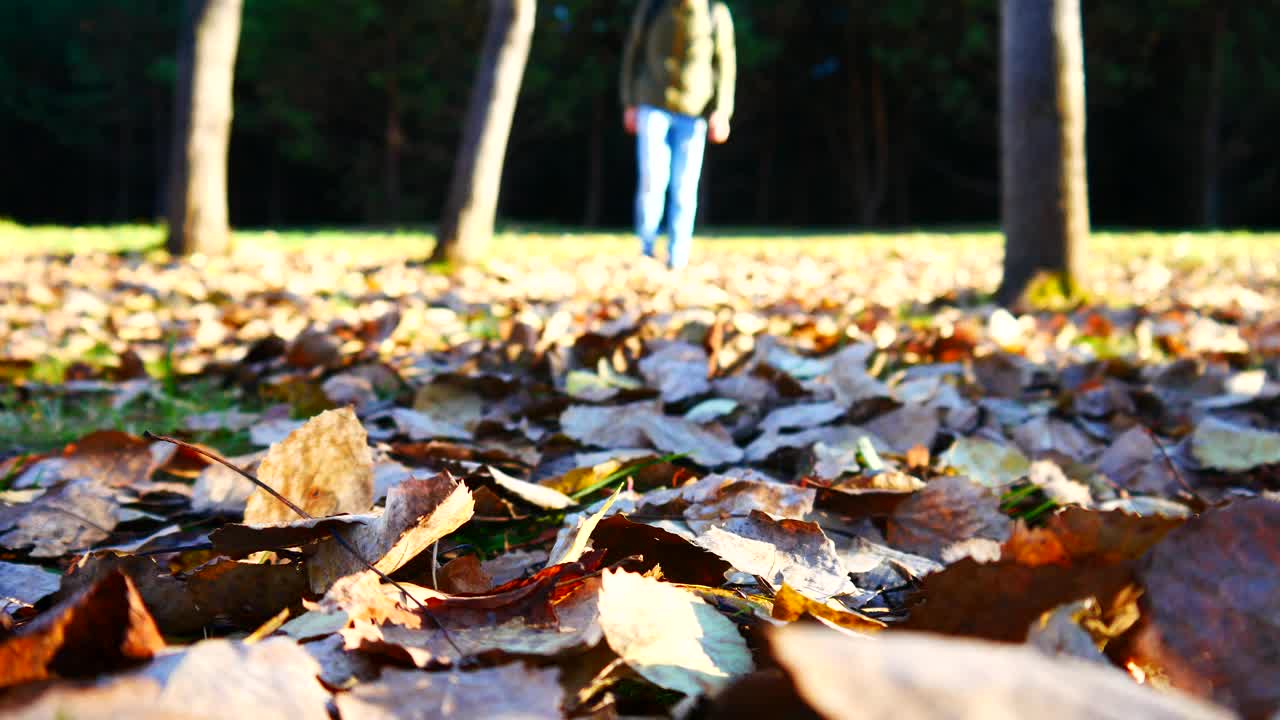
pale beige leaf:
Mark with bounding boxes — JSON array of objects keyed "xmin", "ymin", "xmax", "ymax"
[
  {"xmin": 694, "ymin": 511, "xmax": 856, "ymax": 600},
  {"xmin": 244, "ymin": 407, "xmax": 374, "ymax": 525},
  {"xmin": 307, "ymin": 473, "xmax": 474, "ymax": 593},
  {"xmin": 488, "ymin": 466, "xmax": 574, "ymax": 510},
  {"xmin": 598, "ymin": 569, "xmax": 753, "ymax": 697},
  {"xmin": 2, "ymin": 638, "xmax": 330, "ymax": 720},
  {"xmin": 1190, "ymin": 415, "xmax": 1280, "ymax": 471},
  {"xmin": 766, "ymin": 626, "xmax": 1230, "ymax": 720},
  {"xmin": 335, "ymin": 664, "xmax": 563, "ymax": 720},
  {"xmin": 941, "ymin": 435, "xmax": 1030, "ymax": 487}
]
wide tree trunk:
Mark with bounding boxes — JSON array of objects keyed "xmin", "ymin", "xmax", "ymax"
[
  {"xmin": 432, "ymin": 0, "xmax": 536, "ymax": 265},
  {"xmin": 996, "ymin": 0, "xmax": 1089, "ymax": 305},
  {"xmin": 166, "ymin": 0, "xmax": 241, "ymax": 256}
]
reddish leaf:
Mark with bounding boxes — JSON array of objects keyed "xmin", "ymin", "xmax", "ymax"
[
  {"xmin": 1124, "ymin": 497, "xmax": 1280, "ymax": 718},
  {"xmin": 0, "ymin": 571, "xmax": 164, "ymax": 687}
]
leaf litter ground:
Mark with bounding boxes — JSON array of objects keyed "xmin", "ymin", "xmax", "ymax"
[{"xmin": 0, "ymin": 243, "xmax": 1278, "ymax": 718}]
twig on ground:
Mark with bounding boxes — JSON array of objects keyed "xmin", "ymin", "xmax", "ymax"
[{"xmin": 145, "ymin": 431, "xmax": 467, "ymax": 659}]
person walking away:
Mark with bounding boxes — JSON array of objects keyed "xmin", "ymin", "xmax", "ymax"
[{"xmin": 620, "ymin": 0, "xmax": 736, "ymax": 269}]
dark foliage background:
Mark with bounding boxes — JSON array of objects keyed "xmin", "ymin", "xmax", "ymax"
[{"xmin": 3, "ymin": 0, "xmax": 1278, "ymax": 229}]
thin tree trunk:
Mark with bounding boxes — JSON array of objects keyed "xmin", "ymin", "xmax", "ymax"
[
  {"xmin": 996, "ymin": 0, "xmax": 1089, "ymax": 305},
  {"xmin": 432, "ymin": 0, "xmax": 536, "ymax": 265},
  {"xmin": 166, "ymin": 0, "xmax": 242, "ymax": 255}
]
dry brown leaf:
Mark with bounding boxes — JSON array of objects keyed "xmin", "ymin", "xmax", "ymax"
[
  {"xmin": 57, "ymin": 430, "xmax": 177, "ymax": 489},
  {"xmin": 244, "ymin": 407, "xmax": 374, "ymax": 525},
  {"xmin": 0, "ymin": 479, "xmax": 122, "ymax": 557},
  {"xmin": 885, "ymin": 475, "xmax": 1012, "ymax": 562},
  {"xmin": 57, "ymin": 552, "xmax": 309, "ymax": 636},
  {"xmin": 345, "ymin": 566, "xmax": 604, "ymax": 666},
  {"xmin": 0, "ymin": 562, "xmax": 61, "ymax": 615},
  {"xmin": 940, "ymin": 436, "xmax": 1031, "ymax": 488},
  {"xmin": 0, "ymin": 571, "xmax": 164, "ymax": 688},
  {"xmin": 433, "ymin": 555, "xmax": 493, "ymax": 594},
  {"xmin": 770, "ymin": 584, "xmax": 884, "ymax": 634},
  {"xmin": 901, "ymin": 506, "xmax": 1181, "ymax": 642},
  {"xmin": 335, "ymin": 664, "xmax": 564, "ymax": 720},
  {"xmin": 598, "ymin": 569, "xmax": 753, "ymax": 697},
  {"xmin": 1, "ymin": 637, "xmax": 331, "ymax": 720},
  {"xmin": 764, "ymin": 625, "xmax": 1231, "ymax": 720},
  {"xmin": 560, "ymin": 402, "xmax": 743, "ymax": 466},
  {"xmin": 1125, "ymin": 497, "xmax": 1280, "ymax": 718},
  {"xmin": 758, "ymin": 401, "xmax": 846, "ymax": 434},
  {"xmin": 639, "ymin": 341, "xmax": 712, "ymax": 403},
  {"xmin": 1096, "ymin": 426, "xmax": 1184, "ymax": 496},
  {"xmin": 487, "ymin": 465, "xmax": 574, "ymax": 510},
  {"xmin": 695, "ymin": 510, "xmax": 857, "ymax": 600},
  {"xmin": 589, "ymin": 514, "xmax": 732, "ymax": 586},
  {"xmin": 307, "ymin": 472, "xmax": 474, "ymax": 592}
]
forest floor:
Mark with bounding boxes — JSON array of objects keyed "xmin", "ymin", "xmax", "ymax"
[{"xmin": 0, "ymin": 223, "xmax": 1276, "ymax": 718}]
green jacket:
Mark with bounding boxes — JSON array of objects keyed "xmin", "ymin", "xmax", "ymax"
[{"xmin": 620, "ymin": 0, "xmax": 736, "ymax": 119}]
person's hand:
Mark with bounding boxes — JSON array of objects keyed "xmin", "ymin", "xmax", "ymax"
[
  {"xmin": 624, "ymin": 107, "xmax": 638, "ymax": 135},
  {"xmin": 708, "ymin": 112, "xmax": 731, "ymax": 144}
]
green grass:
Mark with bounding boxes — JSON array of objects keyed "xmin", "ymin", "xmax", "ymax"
[
  {"xmin": 0, "ymin": 380, "xmax": 257, "ymax": 455},
  {"xmin": 3, "ymin": 220, "xmax": 1278, "ymax": 265}
]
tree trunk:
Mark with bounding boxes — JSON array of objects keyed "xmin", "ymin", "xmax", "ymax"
[
  {"xmin": 166, "ymin": 0, "xmax": 242, "ymax": 256},
  {"xmin": 432, "ymin": 0, "xmax": 536, "ymax": 265},
  {"xmin": 996, "ymin": 0, "xmax": 1089, "ymax": 305}
]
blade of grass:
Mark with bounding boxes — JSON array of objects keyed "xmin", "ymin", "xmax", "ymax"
[{"xmin": 568, "ymin": 453, "xmax": 688, "ymax": 501}]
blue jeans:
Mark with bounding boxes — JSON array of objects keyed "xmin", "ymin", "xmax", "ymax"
[{"xmin": 634, "ymin": 105, "xmax": 707, "ymax": 269}]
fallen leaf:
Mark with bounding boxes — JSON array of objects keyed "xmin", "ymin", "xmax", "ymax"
[
  {"xmin": 1190, "ymin": 415, "xmax": 1280, "ymax": 471},
  {"xmin": 487, "ymin": 465, "xmax": 574, "ymax": 510},
  {"xmin": 0, "ymin": 561, "xmax": 61, "ymax": 613},
  {"xmin": 307, "ymin": 472, "xmax": 474, "ymax": 592},
  {"xmin": 56, "ymin": 552, "xmax": 309, "ymax": 636},
  {"xmin": 885, "ymin": 475, "xmax": 1012, "ymax": 562},
  {"xmin": 0, "ymin": 479, "xmax": 122, "ymax": 557},
  {"xmin": 345, "ymin": 565, "xmax": 604, "ymax": 666},
  {"xmin": 863, "ymin": 403, "xmax": 940, "ymax": 454},
  {"xmin": 560, "ymin": 402, "xmax": 743, "ymax": 466},
  {"xmin": 825, "ymin": 343, "xmax": 890, "ymax": 407},
  {"xmin": 335, "ymin": 664, "xmax": 563, "ymax": 720},
  {"xmin": 901, "ymin": 506, "xmax": 1181, "ymax": 642},
  {"xmin": 1097, "ymin": 427, "xmax": 1185, "ymax": 496},
  {"xmin": 547, "ymin": 490, "xmax": 620, "ymax": 566},
  {"xmin": 696, "ymin": 510, "xmax": 857, "ymax": 600},
  {"xmin": 57, "ymin": 430, "xmax": 177, "ymax": 489},
  {"xmin": 190, "ymin": 450, "xmax": 266, "ymax": 516},
  {"xmin": 684, "ymin": 398, "xmax": 740, "ymax": 424},
  {"xmin": 639, "ymin": 341, "xmax": 711, "ymax": 403},
  {"xmin": 244, "ymin": 407, "xmax": 375, "ymax": 525},
  {"xmin": 758, "ymin": 402, "xmax": 845, "ymax": 434},
  {"xmin": 597, "ymin": 569, "xmax": 753, "ymax": 696},
  {"xmin": 1125, "ymin": 497, "xmax": 1280, "ymax": 718},
  {"xmin": 762, "ymin": 625, "xmax": 1231, "ymax": 720},
  {"xmin": 940, "ymin": 435, "xmax": 1031, "ymax": 487},
  {"xmin": 0, "ymin": 571, "xmax": 164, "ymax": 688},
  {"xmin": 433, "ymin": 555, "xmax": 493, "ymax": 594},
  {"xmin": 588, "ymin": 514, "xmax": 732, "ymax": 586},
  {"xmin": 770, "ymin": 584, "xmax": 884, "ymax": 634},
  {"xmin": 1, "ymin": 637, "xmax": 331, "ymax": 720}
]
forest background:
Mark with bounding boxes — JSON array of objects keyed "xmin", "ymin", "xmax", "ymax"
[{"xmin": 4, "ymin": 0, "xmax": 1277, "ymax": 232}]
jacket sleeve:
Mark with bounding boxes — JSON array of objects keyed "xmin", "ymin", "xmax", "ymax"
[
  {"xmin": 620, "ymin": 1, "xmax": 649, "ymax": 108},
  {"xmin": 710, "ymin": 2, "xmax": 736, "ymax": 119}
]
